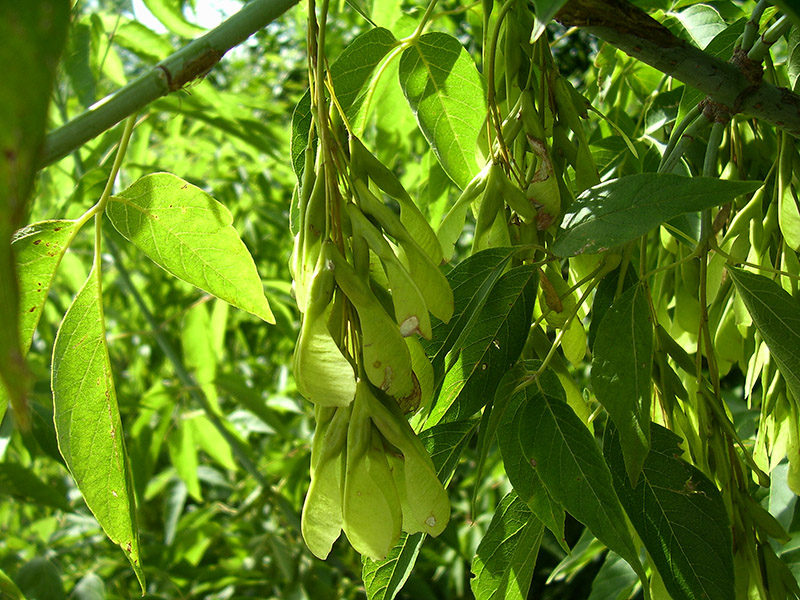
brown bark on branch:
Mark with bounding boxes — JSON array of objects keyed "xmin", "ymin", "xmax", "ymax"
[{"xmin": 557, "ymin": 0, "xmax": 800, "ymax": 136}]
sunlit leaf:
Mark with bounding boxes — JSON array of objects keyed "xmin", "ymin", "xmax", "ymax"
[
  {"xmin": 107, "ymin": 173, "xmax": 275, "ymax": 323},
  {"xmin": 52, "ymin": 265, "xmax": 144, "ymax": 589},
  {"xmin": 0, "ymin": 220, "xmax": 78, "ymax": 421},
  {"xmin": 0, "ymin": 567, "xmax": 25, "ymax": 600},
  {"xmin": 399, "ymin": 32, "xmax": 486, "ymax": 189},
  {"xmin": 142, "ymin": 0, "xmax": 205, "ymax": 38}
]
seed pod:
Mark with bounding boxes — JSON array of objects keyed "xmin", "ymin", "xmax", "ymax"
[
  {"xmin": 538, "ymin": 263, "xmax": 576, "ymax": 329},
  {"xmin": 350, "ymin": 137, "xmax": 443, "ymax": 264},
  {"xmin": 438, "ymin": 165, "xmax": 490, "ymax": 261},
  {"xmin": 342, "ymin": 383, "xmax": 402, "ymax": 559},
  {"xmin": 361, "ymin": 387, "xmax": 450, "ymax": 537},
  {"xmin": 301, "ymin": 404, "xmax": 351, "ymax": 559},
  {"xmin": 327, "ymin": 243, "xmax": 415, "ymax": 399},
  {"xmin": 347, "ymin": 204, "xmax": 432, "ymax": 339},
  {"xmin": 355, "ymin": 181, "xmax": 454, "ymax": 323},
  {"xmin": 293, "ymin": 246, "xmax": 357, "ymax": 406}
]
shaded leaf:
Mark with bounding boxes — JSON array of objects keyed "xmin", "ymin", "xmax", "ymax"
[
  {"xmin": 470, "ymin": 491, "xmax": 545, "ymax": 600},
  {"xmin": 428, "ymin": 265, "xmax": 537, "ymax": 425},
  {"xmin": 552, "ymin": 174, "xmax": 760, "ymax": 256},
  {"xmin": 497, "ymin": 380, "xmax": 566, "ymax": 546},
  {"xmin": 425, "ymin": 247, "xmax": 518, "ymax": 368},
  {"xmin": 728, "ymin": 267, "xmax": 800, "ymax": 402},
  {"xmin": 399, "ymin": 32, "xmax": 486, "ymax": 189},
  {"xmin": 107, "ymin": 173, "xmax": 274, "ymax": 323},
  {"xmin": 604, "ymin": 422, "xmax": 734, "ymax": 600},
  {"xmin": 587, "ymin": 552, "xmax": 638, "ymax": 600},
  {"xmin": 0, "ymin": 463, "xmax": 70, "ymax": 511},
  {"xmin": 591, "ymin": 283, "xmax": 653, "ymax": 484},
  {"xmin": 52, "ymin": 266, "xmax": 144, "ymax": 589},
  {"xmin": 517, "ymin": 369, "xmax": 643, "ymax": 579},
  {"xmin": 14, "ymin": 559, "xmax": 63, "ymax": 600}
]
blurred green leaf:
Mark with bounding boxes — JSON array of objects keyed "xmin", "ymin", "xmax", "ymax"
[{"xmin": 0, "ymin": 0, "xmax": 69, "ymax": 430}]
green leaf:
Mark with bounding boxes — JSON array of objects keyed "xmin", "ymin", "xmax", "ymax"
[
  {"xmin": 591, "ymin": 283, "xmax": 653, "ymax": 484},
  {"xmin": 142, "ymin": 0, "xmax": 205, "ymax": 38},
  {"xmin": 329, "ymin": 27, "xmax": 397, "ymax": 133},
  {"xmin": 497, "ymin": 378, "xmax": 566, "ymax": 546},
  {"xmin": 0, "ymin": 567, "xmax": 26, "ymax": 600},
  {"xmin": 587, "ymin": 552, "xmax": 639, "ymax": 600},
  {"xmin": 0, "ymin": 0, "xmax": 70, "ymax": 429},
  {"xmin": 531, "ymin": 0, "xmax": 570, "ymax": 43},
  {"xmin": 52, "ymin": 266, "xmax": 144, "ymax": 590},
  {"xmin": 470, "ymin": 491, "xmax": 545, "ymax": 600},
  {"xmin": 362, "ymin": 533, "xmax": 424, "ymax": 600},
  {"xmin": 291, "ymin": 28, "xmax": 397, "ymax": 181},
  {"xmin": 421, "ymin": 417, "xmax": 479, "ymax": 478},
  {"xmin": 428, "ymin": 264, "xmax": 537, "ymax": 425},
  {"xmin": 0, "ymin": 463, "xmax": 70, "ymax": 511},
  {"xmin": 168, "ymin": 417, "xmax": 203, "ymax": 501},
  {"xmin": 14, "ymin": 559, "xmax": 64, "ymax": 600},
  {"xmin": 553, "ymin": 174, "xmax": 760, "ymax": 256},
  {"xmin": 673, "ymin": 4, "xmax": 726, "ymax": 49},
  {"xmin": 0, "ymin": 220, "xmax": 78, "ymax": 421},
  {"xmin": 424, "ymin": 247, "xmax": 519, "ymax": 375},
  {"xmin": 728, "ymin": 267, "xmax": 800, "ymax": 402},
  {"xmin": 399, "ymin": 32, "xmax": 486, "ymax": 189},
  {"xmin": 517, "ymin": 369, "xmax": 644, "ymax": 580},
  {"xmin": 604, "ymin": 422, "xmax": 734, "ymax": 600},
  {"xmin": 107, "ymin": 173, "xmax": 275, "ymax": 323}
]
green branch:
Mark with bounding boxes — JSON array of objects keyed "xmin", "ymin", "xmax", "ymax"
[
  {"xmin": 39, "ymin": 0, "xmax": 300, "ymax": 169},
  {"xmin": 557, "ymin": 0, "xmax": 800, "ymax": 137}
]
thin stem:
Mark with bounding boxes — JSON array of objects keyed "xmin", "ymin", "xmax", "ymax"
[
  {"xmin": 407, "ymin": 0, "xmax": 440, "ymax": 43},
  {"xmin": 76, "ymin": 113, "xmax": 139, "ymax": 232}
]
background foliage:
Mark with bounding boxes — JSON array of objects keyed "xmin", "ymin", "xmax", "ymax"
[{"xmin": 3, "ymin": 0, "xmax": 800, "ymax": 599}]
